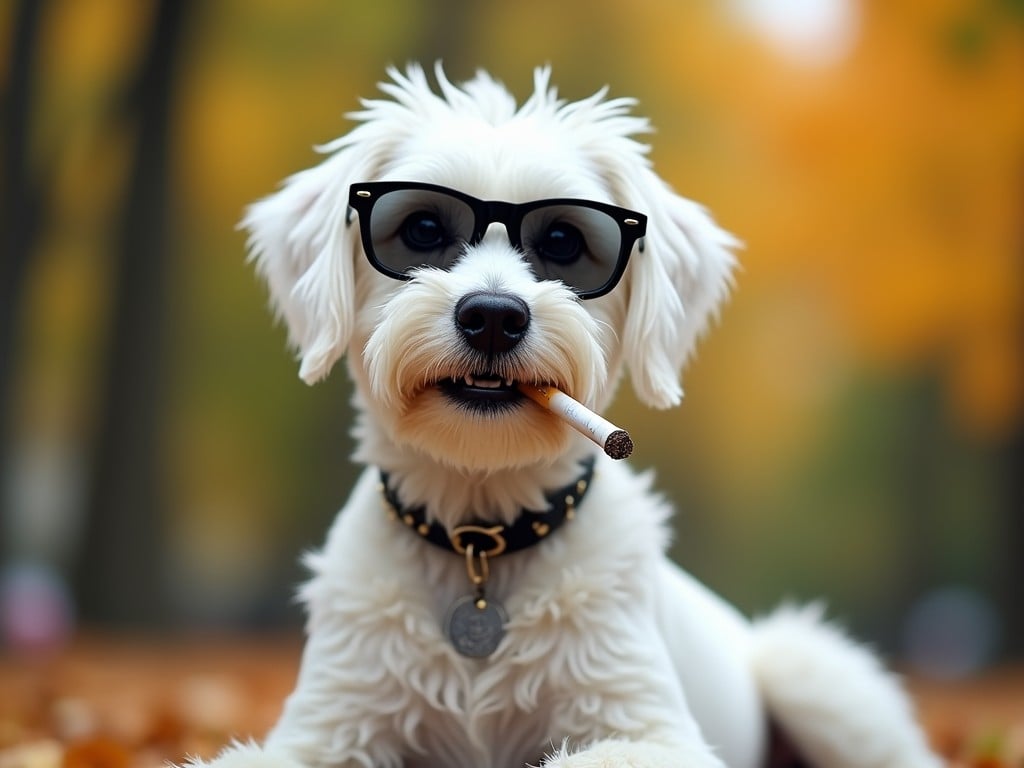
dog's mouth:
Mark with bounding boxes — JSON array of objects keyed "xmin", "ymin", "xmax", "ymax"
[{"xmin": 438, "ymin": 373, "xmax": 523, "ymax": 413}]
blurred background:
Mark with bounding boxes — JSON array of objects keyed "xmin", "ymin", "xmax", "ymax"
[{"xmin": 1, "ymin": 0, "xmax": 1021, "ymax": 681}]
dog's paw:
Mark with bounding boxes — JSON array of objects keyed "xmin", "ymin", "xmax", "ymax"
[
  {"xmin": 539, "ymin": 738, "xmax": 725, "ymax": 768},
  {"xmin": 178, "ymin": 740, "xmax": 307, "ymax": 768}
]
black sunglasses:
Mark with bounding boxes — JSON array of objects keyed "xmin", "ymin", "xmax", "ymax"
[{"xmin": 347, "ymin": 181, "xmax": 647, "ymax": 299}]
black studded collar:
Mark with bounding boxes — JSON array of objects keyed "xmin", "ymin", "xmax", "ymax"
[{"xmin": 379, "ymin": 456, "xmax": 596, "ymax": 558}]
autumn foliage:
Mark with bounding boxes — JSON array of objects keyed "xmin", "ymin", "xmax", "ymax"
[{"xmin": 1, "ymin": 2, "xmax": 1022, "ymax": 763}]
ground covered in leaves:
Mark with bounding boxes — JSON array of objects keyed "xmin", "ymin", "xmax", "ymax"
[{"xmin": 1, "ymin": 636, "xmax": 1022, "ymax": 768}]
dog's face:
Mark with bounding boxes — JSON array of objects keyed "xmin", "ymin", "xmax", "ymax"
[{"xmin": 242, "ymin": 66, "xmax": 736, "ymax": 471}]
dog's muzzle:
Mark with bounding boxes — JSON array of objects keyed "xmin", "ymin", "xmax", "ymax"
[{"xmin": 441, "ymin": 291, "xmax": 530, "ymax": 411}]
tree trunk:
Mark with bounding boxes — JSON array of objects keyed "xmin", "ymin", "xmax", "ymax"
[
  {"xmin": 74, "ymin": 0, "xmax": 192, "ymax": 626},
  {"xmin": 0, "ymin": 1, "xmax": 46, "ymax": 561}
]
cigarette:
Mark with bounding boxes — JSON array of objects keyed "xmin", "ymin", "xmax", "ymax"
[{"xmin": 517, "ymin": 383, "xmax": 634, "ymax": 460}]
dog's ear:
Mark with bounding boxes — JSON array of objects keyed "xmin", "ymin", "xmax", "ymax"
[
  {"xmin": 241, "ymin": 158, "xmax": 353, "ymax": 383},
  {"xmin": 241, "ymin": 105, "xmax": 405, "ymax": 383},
  {"xmin": 615, "ymin": 166, "xmax": 739, "ymax": 409},
  {"xmin": 241, "ymin": 64, "xmax": 465, "ymax": 383},
  {"xmin": 554, "ymin": 80, "xmax": 738, "ymax": 409}
]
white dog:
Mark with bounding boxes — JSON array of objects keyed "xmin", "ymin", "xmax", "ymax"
[{"xmin": 200, "ymin": 65, "xmax": 940, "ymax": 768}]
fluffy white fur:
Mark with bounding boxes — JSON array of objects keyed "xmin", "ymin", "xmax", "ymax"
[{"xmin": 193, "ymin": 65, "xmax": 940, "ymax": 768}]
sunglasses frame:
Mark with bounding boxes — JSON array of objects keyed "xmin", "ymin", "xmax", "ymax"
[{"xmin": 347, "ymin": 181, "xmax": 647, "ymax": 300}]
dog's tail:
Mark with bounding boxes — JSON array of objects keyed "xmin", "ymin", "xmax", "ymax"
[{"xmin": 748, "ymin": 603, "xmax": 941, "ymax": 768}]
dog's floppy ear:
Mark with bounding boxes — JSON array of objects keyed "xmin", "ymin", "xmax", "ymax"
[
  {"xmin": 556, "ymin": 79, "xmax": 738, "ymax": 409},
  {"xmin": 241, "ymin": 157, "xmax": 354, "ymax": 383},
  {"xmin": 615, "ymin": 167, "xmax": 739, "ymax": 409},
  {"xmin": 240, "ymin": 88, "xmax": 406, "ymax": 383}
]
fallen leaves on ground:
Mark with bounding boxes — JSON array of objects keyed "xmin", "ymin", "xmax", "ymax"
[{"xmin": 1, "ymin": 636, "xmax": 1022, "ymax": 768}]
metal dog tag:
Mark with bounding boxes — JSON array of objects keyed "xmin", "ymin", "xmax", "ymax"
[{"xmin": 445, "ymin": 595, "xmax": 507, "ymax": 658}]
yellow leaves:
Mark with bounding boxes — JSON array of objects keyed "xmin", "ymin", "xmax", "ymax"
[
  {"xmin": 660, "ymin": 1, "xmax": 1024, "ymax": 440},
  {"xmin": 817, "ymin": 7, "xmax": 1024, "ymax": 438},
  {"xmin": 40, "ymin": 0, "xmax": 153, "ymax": 89},
  {"xmin": 175, "ymin": 67, "xmax": 294, "ymax": 220}
]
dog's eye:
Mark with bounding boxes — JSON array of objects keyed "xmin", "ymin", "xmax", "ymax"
[
  {"xmin": 400, "ymin": 212, "xmax": 447, "ymax": 251},
  {"xmin": 536, "ymin": 223, "xmax": 583, "ymax": 264}
]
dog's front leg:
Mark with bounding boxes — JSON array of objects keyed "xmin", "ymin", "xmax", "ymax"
[
  {"xmin": 178, "ymin": 622, "xmax": 419, "ymax": 768},
  {"xmin": 532, "ymin": 628, "xmax": 732, "ymax": 768}
]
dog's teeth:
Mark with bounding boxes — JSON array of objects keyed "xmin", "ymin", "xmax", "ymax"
[{"xmin": 461, "ymin": 374, "xmax": 509, "ymax": 389}]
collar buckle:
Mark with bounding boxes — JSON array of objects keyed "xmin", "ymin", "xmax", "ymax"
[{"xmin": 450, "ymin": 525, "xmax": 507, "ymax": 557}]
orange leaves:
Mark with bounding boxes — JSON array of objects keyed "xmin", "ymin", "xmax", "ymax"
[
  {"xmin": 62, "ymin": 738, "xmax": 132, "ymax": 768},
  {"xmin": 0, "ymin": 639, "xmax": 297, "ymax": 768},
  {"xmin": 659, "ymin": 1, "xmax": 1024, "ymax": 439},
  {"xmin": 2, "ymin": 639, "xmax": 1023, "ymax": 768}
]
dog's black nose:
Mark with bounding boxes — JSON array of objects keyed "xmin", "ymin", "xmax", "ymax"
[{"xmin": 454, "ymin": 291, "xmax": 530, "ymax": 356}]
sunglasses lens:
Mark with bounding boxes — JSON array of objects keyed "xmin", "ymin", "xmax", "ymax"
[
  {"xmin": 520, "ymin": 205, "xmax": 625, "ymax": 295},
  {"xmin": 353, "ymin": 183, "xmax": 640, "ymax": 297},
  {"xmin": 366, "ymin": 189, "xmax": 476, "ymax": 274}
]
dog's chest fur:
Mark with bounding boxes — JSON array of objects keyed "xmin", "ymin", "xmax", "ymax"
[{"xmin": 271, "ymin": 461, "xmax": 674, "ymax": 768}]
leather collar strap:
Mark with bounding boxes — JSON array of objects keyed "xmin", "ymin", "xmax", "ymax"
[{"xmin": 380, "ymin": 456, "xmax": 596, "ymax": 558}]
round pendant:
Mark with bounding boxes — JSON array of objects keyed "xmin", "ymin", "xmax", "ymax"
[{"xmin": 445, "ymin": 595, "xmax": 508, "ymax": 658}]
